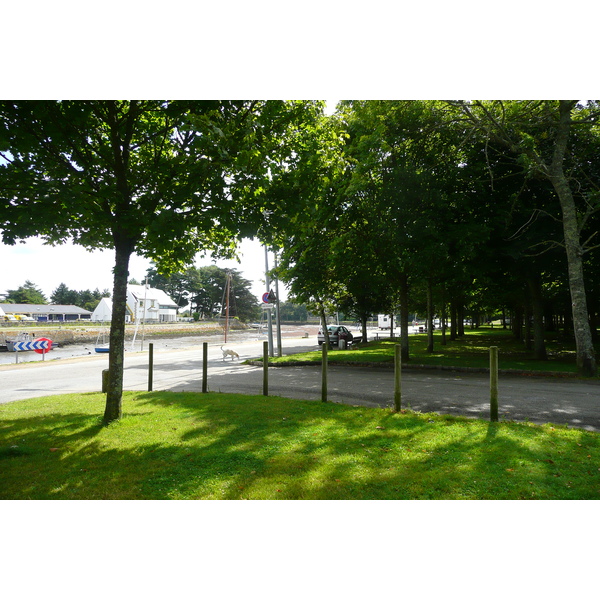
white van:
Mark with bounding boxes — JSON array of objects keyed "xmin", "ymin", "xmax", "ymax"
[{"xmin": 378, "ymin": 314, "xmax": 391, "ymax": 329}]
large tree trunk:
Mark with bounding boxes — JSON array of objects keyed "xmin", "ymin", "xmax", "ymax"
[
  {"xmin": 361, "ymin": 314, "xmax": 368, "ymax": 344},
  {"xmin": 441, "ymin": 300, "xmax": 447, "ymax": 346},
  {"xmin": 548, "ymin": 101, "xmax": 597, "ymax": 376},
  {"xmin": 449, "ymin": 300, "xmax": 458, "ymax": 341},
  {"xmin": 399, "ymin": 272, "xmax": 410, "ymax": 362},
  {"xmin": 527, "ymin": 274, "xmax": 547, "ymax": 361},
  {"xmin": 103, "ymin": 235, "xmax": 135, "ymax": 425},
  {"xmin": 426, "ymin": 278, "xmax": 434, "ymax": 353}
]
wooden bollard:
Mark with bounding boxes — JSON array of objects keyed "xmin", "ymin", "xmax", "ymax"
[
  {"xmin": 321, "ymin": 342, "xmax": 328, "ymax": 402},
  {"xmin": 490, "ymin": 346, "xmax": 499, "ymax": 422},
  {"xmin": 202, "ymin": 342, "xmax": 208, "ymax": 393},
  {"xmin": 148, "ymin": 343, "xmax": 154, "ymax": 392},
  {"xmin": 263, "ymin": 341, "xmax": 269, "ymax": 396}
]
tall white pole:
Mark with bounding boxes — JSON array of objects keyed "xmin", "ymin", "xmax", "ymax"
[
  {"xmin": 264, "ymin": 246, "xmax": 274, "ymax": 357},
  {"xmin": 141, "ymin": 278, "xmax": 148, "ymax": 352},
  {"xmin": 274, "ymin": 250, "xmax": 283, "ymax": 357}
]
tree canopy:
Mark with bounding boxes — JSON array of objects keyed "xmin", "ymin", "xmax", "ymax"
[
  {"xmin": 275, "ymin": 100, "xmax": 600, "ymax": 375},
  {"xmin": 5, "ymin": 280, "xmax": 47, "ymax": 304},
  {"xmin": 0, "ymin": 100, "xmax": 325, "ymax": 422}
]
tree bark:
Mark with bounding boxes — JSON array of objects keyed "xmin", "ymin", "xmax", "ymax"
[
  {"xmin": 426, "ymin": 278, "xmax": 434, "ymax": 353},
  {"xmin": 449, "ymin": 300, "xmax": 457, "ymax": 341},
  {"xmin": 548, "ymin": 101, "xmax": 597, "ymax": 376},
  {"xmin": 441, "ymin": 300, "xmax": 447, "ymax": 346},
  {"xmin": 361, "ymin": 314, "xmax": 368, "ymax": 344},
  {"xmin": 399, "ymin": 272, "xmax": 410, "ymax": 362},
  {"xmin": 103, "ymin": 235, "xmax": 134, "ymax": 425},
  {"xmin": 527, "ymin": 274, "xmax": 547, "ymax": 360}
]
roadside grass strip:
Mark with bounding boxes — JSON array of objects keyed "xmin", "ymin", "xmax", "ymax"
[
  {"xmin": 1, "ymin": 391, "xmax": 599, "ymax": 500},
  {"xmin": 263, "ymin": 328, "xmax": 588, "ymax": 375}
]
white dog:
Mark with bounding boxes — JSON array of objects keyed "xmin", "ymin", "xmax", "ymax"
[{"xmin": 221, "ymin": 346, "xmax": 240, "ymax": 361}]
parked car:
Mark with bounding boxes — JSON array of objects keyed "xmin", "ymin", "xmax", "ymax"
[{"xmin": 317, "ymin": 325, "xmax": 354, "ymax": 346}]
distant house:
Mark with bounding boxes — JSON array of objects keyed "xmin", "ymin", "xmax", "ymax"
[
  {"xmin": 90, "ymin": 298, "xmax": 113, "ymax": 322},
  {"xmin": 0, "ymin": 303, "xmax": 92, "ymax": 322},
  {"xmin": 90, "ymin": 286, "xmax": 178, "ymax": 323},
  {"xmin": 127, "ymin": 285, "xmax": 178, "ymax": 323}
]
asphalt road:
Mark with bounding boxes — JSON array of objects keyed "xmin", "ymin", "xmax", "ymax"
[{"xmin": 2, "ymin": 335, "xmax": 600, "ymax": 432}]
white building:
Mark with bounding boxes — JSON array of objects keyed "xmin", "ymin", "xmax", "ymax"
[
  {"xmin": 0, "ymin": 303, "xmax": 92, "ymax": 322},
  {"xmin": 90, "ymin": 286, "xmax": 178, "ymax": 323},
  {"xmin": 90, "ymin": 298, "xmax": 113, "ymax": 322},
  {"xmin": 127, "ymin": 285, "xmax": 178, "ymax": 323}
]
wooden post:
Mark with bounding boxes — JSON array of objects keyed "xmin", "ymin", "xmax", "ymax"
[
  {"xmin": 148, "ymin": 343, "xmax": 154, "ymax": 391},
  {"xmin": 102, "ymin": 369, "xmax": 109, "ymax": 393},
  {"xmin": 263, "ymin": 341, "xmax": 269, "ymax": 396},
  {"xmin": 321, "ymin": 342, "xmax": 328, "ymax": 402},
  {"xmin": 202, "ymin": 342, "xmax": 208, "ymax": 393},
  {"xmin": 394, "ymin": 344, "xmax": 402, "ymax": 412},
  {"xmin": 490, "ymin": 346, "xmax": 499, "ymax": 422}
]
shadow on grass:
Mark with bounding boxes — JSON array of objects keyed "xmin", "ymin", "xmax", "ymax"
[{"xmin": 2, "ymin": 391, "xmax": 599, "ymax": 500}]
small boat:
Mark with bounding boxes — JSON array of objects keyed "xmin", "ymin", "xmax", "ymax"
[{"xmin": 95, "ymin": 328, "xmax": 109, "ymax": 353}]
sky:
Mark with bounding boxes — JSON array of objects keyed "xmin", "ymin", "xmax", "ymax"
[{"xmin": 0, "ymin": 235, "xmax": 285, "ymax": 304}]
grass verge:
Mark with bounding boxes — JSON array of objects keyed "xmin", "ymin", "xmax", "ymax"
[
  {"xmin": 262, "ymin": 328, "xmax": 592, "ymax": 375},
  {"xmin": 2, "ymin": 391, "xmax": 599, "ymax": 499}
]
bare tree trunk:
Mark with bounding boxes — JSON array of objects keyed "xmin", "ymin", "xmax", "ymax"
[
  {"xmin": 399, "ymin": 272, "xmax": 410, "ymax": 362},
  {"xmin": 450, "ymin": 300, "xmax": 457, "ymax": 341},
  {"xmin": 426, "ymin": 278, "xmax": 434, "ymax": 353},
  {"xmin": 527, "ymin": 274, "xmax": 547, "ymax": 361},
  {"xmin": 548, "ymin": 101, "xmax": 596, "ymax": 376},
  {"xmin": 361, "ymin": 315, "xmax": 368, "ymax": 344},
  {"xmin": 103, "ymin": 235, "xmax": 134, "ymax": 425},
  {"xmin": 441, "ymin": 301, "xmax": 447, "ymax": 346}
]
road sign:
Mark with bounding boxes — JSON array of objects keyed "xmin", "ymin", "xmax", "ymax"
[
  {"xmin": 34, "ymin": 338, "xmax": 53, "ymax": 354},
  {"xmin": 11, "ymin": 339, "xmax": 51, "ymax": 353},
  {"xmin": 262, "ymin": 290, "xmax": 277, "ymax": 303}
]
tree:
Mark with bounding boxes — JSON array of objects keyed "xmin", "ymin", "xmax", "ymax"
[
  {"xmin": 0, "ymin": 100, "xmax": 323, "ymax": 423},
  {"xmin": 50, "ymin": 283, "xmax": 110, "ymax": 310},
  {"xmin": 151, "ymin": 265, "xmax": 260, "ymax": 322},
  {"xmin": 268, "ymin": 110, "xmax": 349, "ymax": 347},
  {"xmin": 50, "ymin": 283, "xmax": 77, "ymax": 305},
  {"xmin": 448, "ymin": 100, "xmax": 599, "ymax": 376},
  {"xmin": 6, "ymin": 280, "xmax": 47, "ymax": 304}
]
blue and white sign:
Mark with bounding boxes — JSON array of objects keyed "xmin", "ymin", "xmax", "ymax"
[{"xmin": 10, "ymin": 340, "xmax": 51, "ymax": 352}]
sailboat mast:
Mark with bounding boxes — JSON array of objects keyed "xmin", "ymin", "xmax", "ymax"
[{"xmin": 224, "ymin": 272, "xmax": 231, "ymax": 343}]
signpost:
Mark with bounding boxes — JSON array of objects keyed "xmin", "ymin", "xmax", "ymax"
[
  {"xmin": 11, "ymin": 340, "xmax": 52, "ymax": 352},
  {"xmin": 9, "ymin": 338, "xmax": 52, "ymax": 363}
]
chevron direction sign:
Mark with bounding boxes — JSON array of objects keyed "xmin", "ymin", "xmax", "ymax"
[{"xmin": 11, "ymin": 340, "xmax": 51, "ymax": 352}]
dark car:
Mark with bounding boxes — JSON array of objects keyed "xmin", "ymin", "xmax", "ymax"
[{"xmin": 317, "ymin": 325, "xmax": 354, "ymax": 346}]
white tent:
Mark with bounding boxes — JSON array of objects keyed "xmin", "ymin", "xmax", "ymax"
[{"xmin": 90, "ymin": 298, "xmax": 113, "ymax": 322}]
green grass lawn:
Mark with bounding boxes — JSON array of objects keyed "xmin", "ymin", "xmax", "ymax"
[
  {"xmin": 2, "ymin": 391, "xmax": 599, "ymax": 500},
  {"xmin": 264, "ymin": 327, "xmax": 589, "ymax": 375}
]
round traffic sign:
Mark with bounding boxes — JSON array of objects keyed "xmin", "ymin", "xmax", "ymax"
[
  {"xmin": 262, "ymin": 292, "xmax": 270, "ymax": 303},
  {"xmin": 34, "ymin": 337, "xmax": 52, "ymax": 354}
]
